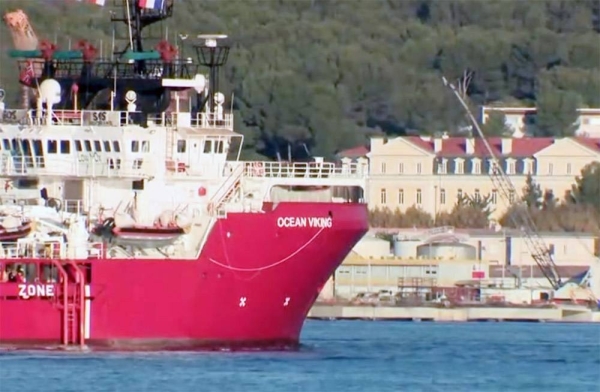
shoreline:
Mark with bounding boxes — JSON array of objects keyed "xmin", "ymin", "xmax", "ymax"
[{"xmin": 308, "ymin": 303, "xmax": 600, "ymax": 323}]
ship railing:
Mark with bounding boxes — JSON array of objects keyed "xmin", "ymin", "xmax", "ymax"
[
  {"xmin": 1, "ymin": 108, "xmax": 234, "ymax": 130},
  {"xmin": 0, "ymin": 241, "xmax": 104, "ymax": 260},
  {"xmin": 241, "ymin": 161, "xmax": 367, "ymax": 179},
  {"xmin": 0, "ymin": 155, "xmax": 153, "ymax": 179},
  {"xmin": 147, "ymin": 112, "xmax": 234, "ymax": 129},
  {"xmin": 191, "ymin": 113, "xmax": 234, "ymax": 129}
]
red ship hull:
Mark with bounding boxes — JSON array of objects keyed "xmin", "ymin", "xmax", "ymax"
[{"xmin": 0, "ymin": 202, "xmax": 368, "ymax": 350}]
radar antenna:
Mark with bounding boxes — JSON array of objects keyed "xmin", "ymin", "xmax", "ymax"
[{"xmin": 441, "ymin": 75, "xmax": 563, "ymax": 290}]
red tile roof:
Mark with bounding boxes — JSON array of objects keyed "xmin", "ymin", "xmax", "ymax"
[
  {"xmin": 574, "ymin": 137, "xmax": 600, "ymax": 152},
  {"xmin": 336, "ymin": 145, "xmax": 369, "ymax": 158},
  {"xmin": 405, "ymin": 136, "xmax": 557, "ymax": 157},
  {"xmin": 345, "ymin": 136, "xmax": 600, "ymax": 159}
]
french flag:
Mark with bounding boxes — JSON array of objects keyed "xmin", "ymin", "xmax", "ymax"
[{"xmin": 138, "ymin": 0, "xmax": 164, "ymax": 10}]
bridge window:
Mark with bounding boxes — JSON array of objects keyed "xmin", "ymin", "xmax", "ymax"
[
  {"xmin": 141, "ymin": 141, "xmax": 150, "ymax": 152},
  {"xmin": 215, "ymin": 140, "xmax": 224, "ymax": 153},
  {"xmin": 103, "ymin": 141, "xmax": 112, "ymax": 152},
  {"xmin": 33, "ymin": 140, "xmax": 43, "ymax": 156},
  {"xmin": 75, "ymin": 140, "xmax": 83, "ymax": 152},
  {"xmin": 2, "ymin": 139, "xmax": 9, "ymax": 150},
  {"xmin": 204, "ymin": 140, "xmax": 212, "ymax": 153},
  {"xmin": 108, "ymin": 158, "xmax": 122, "ymax": 169},
  {"xmin": 112, "ymin": 141, "xmax": 121, "ymax": 152},
  {"xmin": 47, "ymin": 140, "xmax": 57, "ymax": 154},
  {"xmin": 60, "ymin": 140, "xmax": 70, "ymax": 154},
  {"xmin": 84, "ymin": 140, "xmax": 92, "ymax": 152},
  {"xmin": 94, "ymin": 140, "xmax": 102, "ymax": 152},
  {"xmin": 177, "ymin": 140, "xmax": 186, "ymax": 153},
  {"xmin": 131, "ymin": 141, "xmax": 139, "ymax": 152}
]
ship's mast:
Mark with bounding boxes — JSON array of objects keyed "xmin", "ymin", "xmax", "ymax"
[
  {"xmin": 110, "ymin": 0, "xmax": 173, "ymax": 55},
  {"xmin": 194, "ymin": 35, "xmax": 229, "ymax": 113}
]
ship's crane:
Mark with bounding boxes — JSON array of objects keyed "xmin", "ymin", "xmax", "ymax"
[{"xmin": 441, "ymin": 76, "xmax": 563, "ymax": 291}]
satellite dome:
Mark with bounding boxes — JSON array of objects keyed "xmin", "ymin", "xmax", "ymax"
[
  {"xmin": 39, "ymin": 79, "xmax": 62, "ymax": 105},
  {"xmin": 193, "ymin": 74, "xmax": 206, "ymax": 93}
]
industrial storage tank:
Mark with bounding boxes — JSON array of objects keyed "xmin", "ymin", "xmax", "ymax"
[
  {"xmin": 393, "ymin": 235, "xmax": 421, "ymax": 258},
  {"xmin": 416, "ymin": 241, "xmax": 477, "ymax": 260}
]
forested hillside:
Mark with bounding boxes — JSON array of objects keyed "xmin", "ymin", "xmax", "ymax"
[{"xmin": 0, "ymin": 0, "xmax": 599, "ymax": 159}]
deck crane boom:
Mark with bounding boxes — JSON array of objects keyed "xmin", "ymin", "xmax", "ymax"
[{"xmin": 441, "ymin": 76, "xmax": 563, "ymax": 291}]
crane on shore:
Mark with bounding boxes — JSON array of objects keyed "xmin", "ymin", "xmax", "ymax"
[{"xmin": 441, "ymin": 75, "xmax": 600, "ymax": 308}]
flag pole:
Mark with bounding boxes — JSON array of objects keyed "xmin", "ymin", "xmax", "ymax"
[{"xmin": 125, "ymin": 0, "xmax": 134, "ymax": 51}]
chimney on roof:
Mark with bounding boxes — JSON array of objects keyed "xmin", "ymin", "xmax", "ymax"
[
  {"xmin": 434, "ymin": 137, "xmax": 443, "ymax": 153},
  {"xmin": 370, "ymin": 137, "xmax": 385, "ymax": 151},
  {"xmin": 501, "ymin": 138, "xmax": 512, "ymax": 155},
  {"xmin": 465, "ymin": 138, "xmax": 475, "ymax": 155}
]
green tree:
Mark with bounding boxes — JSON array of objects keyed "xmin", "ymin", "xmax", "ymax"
[
  {"xmin": 522, "ymin": 173, "xmax": 543, "ymax": 209},
  {"xmin": 534, "ymin": 77, "xmax": 581, "ymax": 137},
  {"xmin": 566, "ymin": 161, "xmax": 600, "ymax": 213},
  {"xmin": 482, "ymin": 110, "xmax": 513, "ymax": 137},
  {"xmin": 436, "ymin": 193, "xmax": 493, "ymax": 228},
  {"xmin": 541, "ymin": 189, "xmax": 557, "ymax": 210}
]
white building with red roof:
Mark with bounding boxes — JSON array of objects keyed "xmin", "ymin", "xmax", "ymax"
[
  {"xmin": 338, "ymin": 136, "xmax": 600, "ymax": 219},
  {"xmin": 480, "ymin": 107, "xmax": 600, "ymax": 138}
]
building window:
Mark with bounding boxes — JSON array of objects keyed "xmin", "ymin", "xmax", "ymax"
[
  {"xmin": 381, "ymin": 162, "xmax": 386, "ymax": 174},
  {"xmin": 566, "ymin": 163, "xmax": 572, "ymax": 175},
  {"xmin": 398, "ymin": 163, "xmax": 404, "ymax": 174},
  {"xmin": 526, "ymin": 160, "xmax": 534, "ymax": 174},
  {"xmin": 416, "ymin": 163, "xmax": 422, "ymax": 174},
  {"xmin": 507, "ymin": 160, "xmax": 515, "ymax": 175},
  {"xmin": 509, "ymin": 190, "xmax": 516, "ymax": 203},
  {"xmin": 380, "ymin": 188, "xmax": 387, "ymax": 204},
  {"xmin": 456, "ymin": 160, "xmax": 464, "ymax": 174},
  {"xmin": 437, "ymin": 159, "xmax": 447, "ymax": 174},
  {"xmin": 416, "ymin": 189, "xmax": 422, "ymax": 205},
  {"xmin": 474, "ymin": 189, "xmax": 481, "ymax": 202},
  {"xmin": 488, "ymin": 159, "xmax": 496, "ymax": 174},
  {"xmin": 398, "ymin": 189, "xmax": 404, "ymax": 204},
  {"xmin": 473, "ymin": 160, "xmax": 481, "ymax": 174},
  {"xmin": 548, "ymin": 163, "xmax": 553, "ymax": 175},
  {"xmin": 491, "ymin": 190, "xmax": 498, "ymax": 205},
  {"xmin": 440, "ymin": 188, "xmax": 446, "ymax": 205}
]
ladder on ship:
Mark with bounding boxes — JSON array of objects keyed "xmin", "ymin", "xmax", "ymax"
[{"xmin": 52, "ymin": 260, "xmax": 87, "ymax": 348}]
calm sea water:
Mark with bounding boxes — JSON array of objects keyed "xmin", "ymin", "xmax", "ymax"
[{"xmin": 0, "ymin": 320, "xmax": 598, "ymax": 392}]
